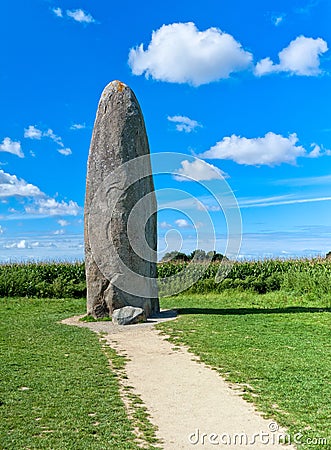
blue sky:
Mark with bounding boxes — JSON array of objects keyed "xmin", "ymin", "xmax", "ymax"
[{"xmin": 1, "ymin": 0, "xmax": 331, "ymax": 261}]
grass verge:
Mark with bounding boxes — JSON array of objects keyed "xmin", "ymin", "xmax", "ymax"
[
  {"xmin": 0, "ymin": 297, "xmax": 157, "ymax": 449},
  {"xmin": 158, "ymin": 291, "xmax": 331, "ymax": 450},
  {"xmin": 79, "ymin": 315, "xmax": 112, "ymax": 322}
]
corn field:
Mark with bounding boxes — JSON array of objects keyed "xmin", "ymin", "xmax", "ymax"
[
  {"xmin": 0, "ymin": 258, "xmax": 331, "ymax": 298},
  {"xmin": 0, "ymin": 261, "xmax": 86, "ymax": 298}
]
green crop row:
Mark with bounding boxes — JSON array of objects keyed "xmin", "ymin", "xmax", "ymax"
[
  {"xmin": 159, "ymin": 258, "xmax": 331, "ymax": 295},
  {"xmin": 0, "ymin": 258, "xmax": 331, "ymax": 298},
  {"xmin": 0, "ymin": 261, "xmax": 86, "ymax": 298}
]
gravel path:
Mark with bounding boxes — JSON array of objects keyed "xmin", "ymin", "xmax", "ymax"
[{"xmin": 62, "ymin": 312, "xmax": 295, "ymax": 450}]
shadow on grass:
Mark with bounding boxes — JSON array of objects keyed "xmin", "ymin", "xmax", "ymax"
[{"xmin": 176, "ymin": 306, "xmax": 331, "ymax": 316}]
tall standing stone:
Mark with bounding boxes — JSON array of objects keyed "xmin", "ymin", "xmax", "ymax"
[{"xmin": 84, "ymin": 80, "xmax": 159, "ymax": 318}]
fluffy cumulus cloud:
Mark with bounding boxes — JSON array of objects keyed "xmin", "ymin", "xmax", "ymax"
[
  {"xmin": 167, "ymin": 115, "xmax": 202, "ymax": 133},
  {"xmin": 25, "ymin": 198, "xmax": 80, "ymax": 216},
  {"xmin": 0, "ymin": 138, "xmax": 24, "ymax": 158},
  {"xmin": 174, "ymin": 159, "xmax": 228, "ymax": 181},
  {"xmin": 255, "ymin": 36, "xmax": 328, "ymax": 76},
  {"xmin": 25, "ymin": 125, "xmax": 56, "ymax": 142},
  {"xmin": 16, "ymin": 240, "xmax": 27, "ymax": 249},
  {"xmin": 24, "ymin": 125, "xmax": 42, "ymax": 140},
  {"xmin": 129, "ymin": 22, "xmax": 253, "ymax": 86},
  {"xmin": 66, "ymin": 9, "xmax": 95, "ymax": 23},
  {"xmin": 0, "ymin": 170, "xmax": 42, "ymax": 197},
  {"xmin": 199, "ymin": 132, "xmax": 328, "ymax": 166},
  {"xmin": 0, "ymin": 169, "xmax": 80, "ymax": 216},
  {"xmin": 175, "ymin": 219, "xmax": 191, "ymax": 228}
]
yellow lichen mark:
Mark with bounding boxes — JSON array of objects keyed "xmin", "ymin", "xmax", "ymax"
[{"xmin": 114, "ymin": 80, "xmax": 125, "ymax": 92}]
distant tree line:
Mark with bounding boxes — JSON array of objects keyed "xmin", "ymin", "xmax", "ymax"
[{"xmin": 160, "ymin": 249, "xmax": 228, "ymax": 262}]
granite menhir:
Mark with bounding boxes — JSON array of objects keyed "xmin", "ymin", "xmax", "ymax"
[{"xmin": 84, "ymin": 80, "xmax": 159, "ymax": 318}]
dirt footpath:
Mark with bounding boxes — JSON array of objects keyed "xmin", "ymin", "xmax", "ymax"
[{"xmin": 62, "ymin": 313, "xmax": 295, "ymax": 450}]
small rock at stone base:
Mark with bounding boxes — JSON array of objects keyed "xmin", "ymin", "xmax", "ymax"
[{"xmin": 112, "ymin": 306, "xmax": 147, "ymax": 325}]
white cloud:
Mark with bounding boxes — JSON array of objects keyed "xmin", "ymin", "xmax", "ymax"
[
  {"xmin": 255, "ymin": 36, "xmax": 328, "ymax": 76},
  {"xmin": 195, "ymin": 200, "xmax": 221, "ymax": 212},
  {"xmin": 175, "ymin": 219, "xmax": 191, "ymax": 228},
  {"xmin": 159, "ymin": 221, "xmax": 172, "ymax": 229},
  {"xmin": 0, "ymin": 170, "xmax": 43, "ymax": 197},
  {"xmin": 255, "ymin": 58, "xmax": 275, "ymax": 76},
  {"xmin": 24, "ymin": 125, "xmax": 42, "ymax": 140},
  {"xmin": 66, "ymin": 9, "xmax": 95, "ymax": 23},
  {"xmin": 25, "ymin": 198, "xmax": 80, "ymax": 216},
  {"xmin": 174, "ymin": 159, "xmax": 228, "ymax": 181},
  {"xmin": 3, "ymin": 242, "xmax": 15, "ymax": 249},
  {"xmin": 275, "ymin": 174, "xmax": 331, "ymax": 187},
  {"xmin": 308, "ymin": 144, "xmax": 322, "ymax": 158},
  {"xmin": 0, "ymin": 138, "xmax": 24, "ymax": 158},
  {"xmin": 24, "ymin": 125, "xmax": 63, "ymax": 145},
  {"xmin": 167, "ymin": 115, "xmax": 202, "ymax": 133},
  {"xmin": 295, "ymin": 0, "xmax": 320, "ymax": 15},
  {"xmin": 273, "ymin": 15, "xmax": 285, "ymax": 26},
  {"xmin": 199, "ymin": 132, "xmax": 324, "ymax": 166},
  {"xmin": 52, "ymin": 7, "xmax": 96, "ymax": 24},
  {"xmin": 58, "ymin": 219, "xmax": 69, "ymax": 227},
  {"xmin": 44, "ymin": 128, "xmax": 63, "ymax": 147},
  {"xmin": 0, "ymin": 169, "xmax": 80, "ymax": 217},
  {"xmin": 3, "ymin": 239, "xmax": 41, "ymax": 249},
  {"xmin": 4, "ymin": 239, "xmax": 27, "ymax": 249},
  {"xmin": 17, "ymin": 239, "xmax": 27, "ymax": 249},
  {"xmin": 159, "ymin": 195, "xmax": 227, "ymax": 213},
  {"xmin": 24, "ymin": 125, "xmax": 72, "ymax": 155},
  {"xmin": 129, "ymin": 22, "xmax": 253, "ymax": 86},
  {"xmin": 70, "ymin": 123, "xmax": 86, "ymax": 130},
  {"xmin": 54, "ymin": 229, "xmax": 65, "ymax": 235},
  {"xmin": 58, "ymin": 148, "xmax": 72, "ymax": 156},
  {"xmin": 239, "ymin": 194, "xmax": 331, "ymax": 208},
  {"xmin": 0, "ymin": 235, "xmax": 84, "ymax": 261},
  {"xmin": 52, "ymin": 7, "xmax": 63, "ymax": 18},
  {"xmin": 0, "ymin": 225, "xmax": 3, "ymax": 234}
]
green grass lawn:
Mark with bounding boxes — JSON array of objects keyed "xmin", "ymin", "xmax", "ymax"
[
  {"xmin": 0, "ymin": 297, "xmax": 157, "ymax": 450},
  {"xmin": 159, "ymin": 291, "xmax": 331, "ymax": 450},
  {"xmin": 1, "ymin": 292, "xmax": 330, "ymax": 449}
]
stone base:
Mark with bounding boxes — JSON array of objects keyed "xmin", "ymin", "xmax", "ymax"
[{"xmin": 112, "ymin": 306, "xmax": 146, "ymax": 325}]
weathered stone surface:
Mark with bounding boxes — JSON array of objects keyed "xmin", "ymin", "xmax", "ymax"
[
  {"xmin": 112, "ymin": 306, "xmax": 147, "ymax": 325},
  {"xmin": 84, "ymin": 80, "xmax": 159, "ymax": 319}
]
